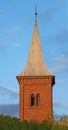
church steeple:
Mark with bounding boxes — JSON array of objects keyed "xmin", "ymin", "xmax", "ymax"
[
  {"xmin": 16, "ymin": 8, "xmax": 55, "ymax": 122},
  {"xmin": 20, "ymin": 9, "xmax": 52, "ymax": 76}
]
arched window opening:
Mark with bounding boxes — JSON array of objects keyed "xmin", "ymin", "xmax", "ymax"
[
  {"xmin": 36, "ymin": 94, "xmax": 40, "ymax": 106},
  {"xmin": 31, "ymin": 94, "xmax": 35, "ymax": 106}
]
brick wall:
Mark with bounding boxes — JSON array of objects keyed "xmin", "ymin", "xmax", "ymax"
[{"xmin": 16, "ymin": 76, "xmax": 55, "ymax": 122}]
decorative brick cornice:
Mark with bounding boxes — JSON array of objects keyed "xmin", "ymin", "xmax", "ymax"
[{"xmin": 16, "ymin": 75, "xmax": 55, "ymax": 86}]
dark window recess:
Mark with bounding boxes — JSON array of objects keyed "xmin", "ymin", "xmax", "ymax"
[
  {"xmin": 31, "ymin": 94, "xmax": 35, "ymax": 106},
  {"xmin": 36, "ymin": 94, "xmax": 40, "ymax": 106}
]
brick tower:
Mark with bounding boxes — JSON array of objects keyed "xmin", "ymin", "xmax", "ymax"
[{"xmin": 16, "ymin": 9, "xmax": 55, "ymax": 122}]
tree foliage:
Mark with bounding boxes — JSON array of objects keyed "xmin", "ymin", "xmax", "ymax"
[{"xmin": 0, "ymin": 114, "xmax": 68, "ymax": 130}]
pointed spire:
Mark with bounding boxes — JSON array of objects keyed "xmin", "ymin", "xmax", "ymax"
[
  {"xmin": 35, "ymin": 6, "xmax": 37, "ymax": 24},
  {"xmin": 19, "ymin": 8, "xmax": 52, "ymax": 76}
]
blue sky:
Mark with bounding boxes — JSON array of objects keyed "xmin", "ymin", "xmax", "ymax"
[{"xmin": 0, "ymin": 0, "xmax": 68, "ymax": 116}]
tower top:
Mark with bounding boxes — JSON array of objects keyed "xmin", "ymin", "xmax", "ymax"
[
  {"xmin": 35, "ymin": 6, "xmax": 37, "ymax": 24},
  {"xmin": 19, "ymin": 22, "xmax": 53, "ymax": 76}
]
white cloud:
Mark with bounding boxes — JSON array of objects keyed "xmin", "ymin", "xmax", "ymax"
[
  {"xmin": 0, "ymin": 85, "xmax": 19, "ymax": 104},
  {"xmin": 51, "ymin": 64, "xmax": 64, "ymax": 73},
  {"xmin": 11, "ymin": 43, "xmax": 21, "ymax": 48},
  {"xmin": 56, "ymin": 79, "xmax": 64, "ymax": 84},
  {"xmin": 51, "ymin": 54, "xmax": 68, "ymax": 73},
  {"xmin": 0, "ymin": 85, "xmax": 19, "ymax": 94},
  {"xmin": 53, "ymin": 101, "xmax": 68, "ymax": 108},
  {"xmin": 6, "ymin": 26, "xmax": 20, "ymax": 34},
  {"xmin": 52, "ymin": 55, "xmax": 68, "ymax": 64}
]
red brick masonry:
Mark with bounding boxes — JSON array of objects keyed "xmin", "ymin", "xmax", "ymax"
[{"xmin": 16, "ymin": 76, "xmax": 55, "ymax": 122}]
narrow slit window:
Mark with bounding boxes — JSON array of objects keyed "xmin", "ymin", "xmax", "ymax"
[
  {"xmin": 36, "ymin": 94, "xmax": 40, "ymax": 106},
  {"xmin": 31, "ymin": 94, "xmax": 35, "ymax": 106}
]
